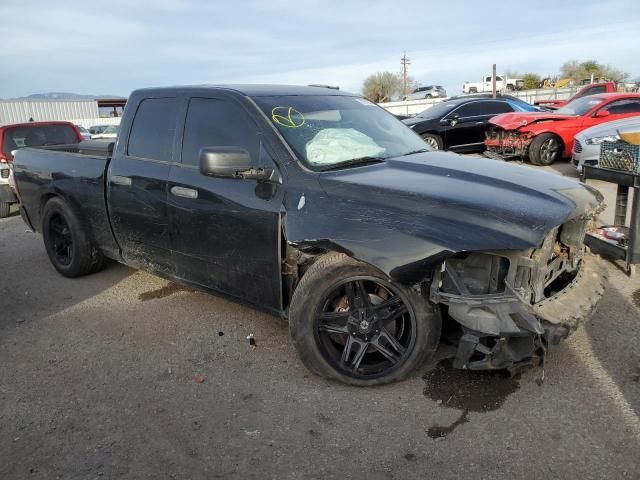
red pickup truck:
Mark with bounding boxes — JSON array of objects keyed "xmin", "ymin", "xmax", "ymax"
[
  {"xmin": 0, "ymin": 121, "xmax": 82, "ymax": 217},
  {"xmin": 534, "ymin": 82, "xmax": 616, "ymax": 110}
]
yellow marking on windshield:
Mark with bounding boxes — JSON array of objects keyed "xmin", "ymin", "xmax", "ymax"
[{"xmin": 272, "ymin": 106, "xmax": 305, "ymax": 128}]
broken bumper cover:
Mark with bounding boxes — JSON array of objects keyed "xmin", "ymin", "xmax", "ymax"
[
  {"xmin": 533, "ymin": 252, "xmax": 607, "ymax": 344},
  {"xmin": 436, "ymin": 253, "xmax": 606, "ymax": 372},
  {"xmin": 484, "ymin": 132, "xmax": 532, "ymax": 159}
]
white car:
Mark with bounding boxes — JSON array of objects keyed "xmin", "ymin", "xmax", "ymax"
[
  {"xmin": 91, "ymin": 125, "xmax": 118, "ymax": 140},
  {"xmin": 572, "ymin": 116, "xmax": 640, "ymax": 172}
]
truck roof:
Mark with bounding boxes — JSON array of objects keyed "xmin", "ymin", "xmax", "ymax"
[
  {"xmin": 0, "ymin": 120, "xmax": 77, "ymax": 130},
  {"xmin": 132, "ymin": 84, "xmax": 357, "ymax": 98}
]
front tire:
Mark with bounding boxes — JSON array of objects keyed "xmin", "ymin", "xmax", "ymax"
[
  {"xmin": 288, "ymin": 253, "xmax": 441, "ymax": 386},
  {"xmin": 42, "ymin": 197, "xmax": 104, "ymax": 277},
  {"xmin": 529, "ymin": 133, "xmax": 563, "ymax": 166}
]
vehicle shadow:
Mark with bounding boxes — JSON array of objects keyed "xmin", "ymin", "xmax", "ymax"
[
  {"xmin": 0, "ymin": 217, "xmax": 132, "ymax": 334},
  {"xmin": 578, "ymin": 268, "xmax": 640, "ymax": 419}
]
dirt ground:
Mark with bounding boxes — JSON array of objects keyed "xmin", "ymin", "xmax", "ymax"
[{"xmin": 1, "ymin": 161, "xmax": 639, "ymax": 479}]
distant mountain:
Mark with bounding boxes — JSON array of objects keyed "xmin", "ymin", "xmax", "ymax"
[{"xmin": 4, "ymin": 92, "xmax": 126, "ymax": 101}]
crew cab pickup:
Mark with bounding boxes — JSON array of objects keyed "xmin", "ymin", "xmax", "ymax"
[
  {"xmin": 463, "ymin": 75, "xmax": 523, "ymax": 94},
  {"xmin": 12, "ymin": 85, "xmax": 606, "ymax": 386},
  {"xmin": 534, "ymin": 82, "xmax": 616, "ymax": 110}
]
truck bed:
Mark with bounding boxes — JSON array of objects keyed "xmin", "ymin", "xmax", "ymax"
[{"xmin": 12, "ymin": 141, "xmax": 121, "ymax": 259}]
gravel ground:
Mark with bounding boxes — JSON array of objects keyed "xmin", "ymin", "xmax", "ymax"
[{"xmin": 1, "ymin": 162, "xmax": 639, "ymax": 479}]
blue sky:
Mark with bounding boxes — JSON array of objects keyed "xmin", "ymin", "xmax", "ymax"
[{"xmin": 1, "ymin": 0, "xmax": 639, "ymax": 98}]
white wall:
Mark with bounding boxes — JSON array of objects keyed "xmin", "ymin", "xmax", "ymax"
[{"xmin": 0, "ymin": 100, "xmax": 99, "ymax": 126}]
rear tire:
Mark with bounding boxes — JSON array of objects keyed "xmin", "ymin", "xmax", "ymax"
[
  {"xmin": 288, "ymin": 253, "xmax": 441, "ymax": 386},
  {"xmin": 42, "ymin": 197, "xmax": 104, "ymax": 277},
  {"xmin": 0, "ymin": 201, "xmax": 10, "ymax": 218},
  {"xmin": 421, "ymin": 133, "xmax": 443, "ymax": 150},
  {"xmin": 425, "ymin": 94, "xmax": 433, "ymax": 99},
  {"xmin": 469, "ymin": 87, "xmax": 477, "ymax": 94},
  {"xmin": 529, "ymin": 133, "xmax": 563, "ymax": 166}
]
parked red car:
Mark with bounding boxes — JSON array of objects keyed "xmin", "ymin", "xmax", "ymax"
[
  {"xmin": 534, "ymin": 82, "xmax": 616, "ymax": 110},
  {"xmin": 485, "ymin": 93, "xmax": 640, "ymax": 165},
  {"xmin": 0, "ymin": 121, "xmax": 82, "ymax": 217}
]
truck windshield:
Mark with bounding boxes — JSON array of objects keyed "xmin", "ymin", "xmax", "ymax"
[
  {"xmin": 556, "ymin": 96, "xmax": 606, "ymax": 116},
  {"xmin": 253, "ymin": 95, "xmax": 430, "ymax": 169},
  {"xmin": 2, "ymin": 124, "xmax": 78, "ymax": 156}
]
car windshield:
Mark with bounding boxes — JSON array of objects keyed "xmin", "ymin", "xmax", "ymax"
[
  {"xmin": 253, "ymin": 95, "xmax": 430, "ymax": 169},
  {"xmin": 556, "ymin": 96, "xmax": 606, "ymax": 116},
  {"xmin": 415, "ymin": 101, "xmax": 458, "ymax": 119},
  {"xmin": 506, "ymin": 98, "xmax": 539, "ymax": 112}
]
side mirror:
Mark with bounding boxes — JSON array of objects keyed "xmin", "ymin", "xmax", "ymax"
[
  {"xmin": 594, "ymin": 109, "xmax": 611, "ymax": 118},
  {"xmin": 199, "ymin": 147, "xmax": 274, "ymax": 181},
  {"xmin": 442, "ymin": 114, "xmax": 459, "ymax": 126}
]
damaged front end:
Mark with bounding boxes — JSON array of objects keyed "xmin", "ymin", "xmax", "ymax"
[
  {"xmin": 429, "ymin": 214, "xmax": 607, "ymax": 374},
  {"xmin": 484, "ymin": 126, "xmax": 533, "ymax": 160}
]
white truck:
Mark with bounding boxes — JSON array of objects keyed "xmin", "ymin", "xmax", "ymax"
[{"xmin": 463, "ymin": 75, "xmax": 523, "ymax": 94}]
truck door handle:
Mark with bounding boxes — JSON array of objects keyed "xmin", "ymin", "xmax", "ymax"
[
  {"xmin": 111, "ymin": 175, "xmax": 132, "ymax": 187},
  {"xmin": 170, "ymin": 186, "xmax": 198, "ymax": 199}
]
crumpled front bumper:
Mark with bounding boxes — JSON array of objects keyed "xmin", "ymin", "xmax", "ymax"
[
  {"xmin": 533, "ymin": 252, "xmax": 607, "ymax": 344},
  {"xmin": 437, "ymin": 252, "xmax": 607, "ymax": 373},
  {"xmin": 484, "ymin": 131, "xmax": 532, "ymax": 159}
]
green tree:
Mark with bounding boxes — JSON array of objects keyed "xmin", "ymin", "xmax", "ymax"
[
  {"xmin": 362, "ymin": 72, "xmax": 403, "ymax": 103},
  {"xmin": 560, "ymin": 59, "xmax": 629, "ymax": 83},
  {"xmin": 522, "ymin": 73, "xmax": 541, "ymax": 90}
]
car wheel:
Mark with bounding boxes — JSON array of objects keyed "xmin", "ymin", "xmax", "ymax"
[
  {"xmin": 0, "ymin": 201, "xmax": 10, "ymax": 218},
  {"xmin": 421, "ymin": 133, "xmax": 443, "ymax": 150},
  {"xmin": 529, "ymin": 133, "xmax": 563, "ymax": 166},
  {"xmin": 42, "ymin": 197, "xmax": 104, "ymax": 277},
  {"xmin": 425, "ymin": 94, "xmax": 432, "ymax": 99},
  {"xmin": 506, "ymin": 84, "xmax": 515, "ymax": 91},
  {"xmin": 469, "ymin": 88, "xmax": 477, "ymax": 94},
  {"xmin": 288, "ymin": 253, "xmax": 441, "ymax": 386}
]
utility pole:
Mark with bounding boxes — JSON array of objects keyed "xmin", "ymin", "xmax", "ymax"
[
  {"xmin": 401, "ymin": 52, "xmax": 411, "ymax": 98},
  {"xmin": 492, "ymin": 63, "xmax": 497, "ymax": 98}
]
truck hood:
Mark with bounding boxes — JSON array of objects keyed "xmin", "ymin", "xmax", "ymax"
[
  {"xmin": 284, "ymin": 151, "xmax": 602, "ymax": 283},
  {"xmin": 489, "ymin": 112, "xmax": 577, "ymax": 130}
]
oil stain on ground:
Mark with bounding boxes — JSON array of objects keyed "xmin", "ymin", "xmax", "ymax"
[
  {"xmin": 139, "ymin": 282, "xmax": 192, "ymax": 301},
  {"xmin": 423, "ymin": 357, "xmax": 520, "ymax": 439}
]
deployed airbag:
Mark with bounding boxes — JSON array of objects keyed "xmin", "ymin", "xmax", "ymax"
[{"xmin": 305, "ymin": 128, "xmax": 385, "ymax": 165}]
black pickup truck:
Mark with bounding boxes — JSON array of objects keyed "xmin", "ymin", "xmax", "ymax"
[{"xmin": 12, "ymin": 85, "xmax": 606, "ymax": 386}]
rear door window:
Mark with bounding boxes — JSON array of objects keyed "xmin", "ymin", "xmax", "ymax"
[
  {"xmin": 127, "ymin": 98, "xmax": 178, "ymax": 161},
  {"xmin": 604, "ymin": 99, "xmax": 640, "ymax": 115},
  {"xmin": 180, "ymin": 97, "xmax": 260, "ymax": 167}
]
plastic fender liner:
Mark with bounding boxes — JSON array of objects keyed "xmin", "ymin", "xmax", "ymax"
[{"xmin": 447, "ymin": 299, "xmax": 543, "ymax": 336}]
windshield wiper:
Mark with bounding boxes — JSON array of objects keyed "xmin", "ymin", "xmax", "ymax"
[
  {"xmin": 319, "ymin": 156, "xmax": 385, "ymax": 171},
  {"xmin": 398, "ymin": 148, "xmax": 430, "ymax": 157}
]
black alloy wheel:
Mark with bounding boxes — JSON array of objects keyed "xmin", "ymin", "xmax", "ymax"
[
  {"xmin": 314, "ymin": 277, "xmax": 416, "ymax": 380},
  {"xmin": 48, "ymin": 213, "xmax": 74, "ymax": 266}
]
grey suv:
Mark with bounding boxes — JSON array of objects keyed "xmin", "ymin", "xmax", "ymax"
[{"xmin": 405, "ymin": 85, "xmax": 447, "ymax": 100}]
